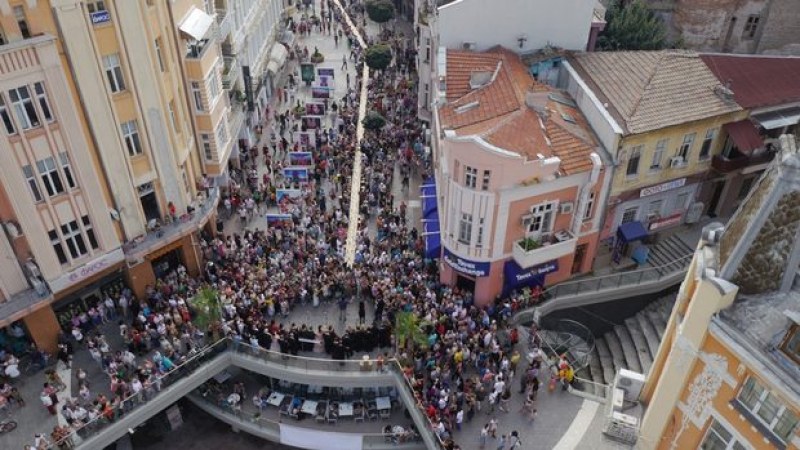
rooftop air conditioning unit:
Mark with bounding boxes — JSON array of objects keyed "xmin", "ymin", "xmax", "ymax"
[
  {"xmin": 559, "ymin": 202, "xmax": 574, "ymax": 214},
  {"xmin": 670, "ymin": 156, "xmax": 686, "ymax": 168},
  {"xmin": 462, "ymin": 42, "xmax": 477, "ymax": 51},
  {"xmin": 614, "ymin": 368, "xmax": 646, "ymax": 402}
]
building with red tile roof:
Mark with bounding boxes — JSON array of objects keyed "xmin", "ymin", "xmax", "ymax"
[{"xmin": 428, "ymin": 47, "xmax": 611, "ymax": 305}]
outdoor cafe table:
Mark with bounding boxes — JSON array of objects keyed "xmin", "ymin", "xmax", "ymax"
[
  {"xmin": 376, "ymin": 396, "xmax": 391, "ymax": 410},
  {"xmin": 301, "ymin": 400, "xmax": 318, "ymax": 415},
  {"xmin": 338, "ymin": 402, "xmax": 354, "ymax": 417},
  {"xmin": 267, "ymin": 392, "xmax": 285, "ymax": 407}
]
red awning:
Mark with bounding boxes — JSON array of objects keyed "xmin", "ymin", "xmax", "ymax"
[{"xmin": 723, "ymin": 120, "xmax": 764, "ymax": 155}]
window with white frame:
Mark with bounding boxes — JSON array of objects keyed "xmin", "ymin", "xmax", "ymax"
[
  {"xmin": 458, "ymin": 213, "xmax": 472, "ymax": 244},
  {"xmin": 61, "ymin": 220, "xmax": 88, "ymax": 259},
  {"xmin": 737, "ymin": 376, "xmax": 799, "ymax": 442},
  {"xmin": 48, "ymin": 229, "xmax": 67, "ymax": 265},
  {"xmin": 9, "ymin": 86, "xmax": 39, "ymax": 129},
  {"xmin": 464, "ymin": 166, "xmax": 477, "ymax": 189},
  {"xmin": 121, "ymin": 120, "xmax": 143, "ymax": 156},
  {"xmin": 36, "ymin": 156, "xmax": 64, "ymax": 197},
  {"xmin": 82, "ymin": 215, "xmax": 98, "ymax": 249},
  {"xmin": 476, "ymin": 218, "xmax": 485, "ymax": 248},
  {"xmin": 626, "ymin": 146, "xmax": 642, "ymax": 177},
  {"xmin": 59, "ymin": 152, "xmax": 76, "ymax": 189},
  {"xmin": 621, "ymin": 207, "xmax": 638, "ymax": 224},
  {"xmin": 22, "ymin": 164, "xmax": 42, "ymax": 202},
  {"xmin": 742, "ymin": 15, "xmax": 760, "ymax": 39},
  {"xmin": 191, "ymin": 81, "xmax": 205, "ymax": 112},
  {"xmin": 700, "ymin": 419, "xmax": 746, "ymax": 450},
  {"xmin": 651, "ymin": 139, "xmax": 667, "ymax": 171},
  {"xmin": 215, "ymin": 120, "xmax": 228, "ymax": 148},
  {"xmin": 678, "ymin": 132, "xmax": 696, "ymax": 160},
  {"xmin": 86, "ymin": 1, "xmax": 106, "ymax": 13},
  {"xmin": 583, "ymin": 192, "xmax": 595, "ymax": 221},
  {"xmin": 201, "ymin": 133, "xmax": 213, "ymax": 160},
  {"xmin": 102, "ymin": 53, "xmax": 125, "ymax": 93},
  {"xmin": 207, "ymin": 71, "xmax": 220, "ymax": 103},
  {"xmin": 527, "ymin": 202, "xmax": 555, "ymax": 236},
  {"xmin": 0, "ymin": 94, "xmax": 15, "ymax": 134},
  {"xmin": 647, "ymin": 199, "xmax": 663, "ymax": 219},
  {"xmin": 33, "ymin": 83, "xmax": 53, "ymax": 123},
  {"xmin": 700, "ymin": 129, "xmax": 716, "ymax": 160}
]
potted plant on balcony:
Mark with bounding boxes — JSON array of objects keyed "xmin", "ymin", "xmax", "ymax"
[
  {"xmin": 310, "ymin": 46, "xmax": 325, "ymax": 64},
  {"xmin": 519, "ymin": 237, "xmax": 541, "ymax": 252}
]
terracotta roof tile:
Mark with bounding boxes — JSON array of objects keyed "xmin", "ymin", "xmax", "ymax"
[
  {"xmin": 439, "ymin": 47, "xmax": 597, "ymax": 175},
  {"xmin": 700, "ymin": 54, "xmax": 800, "ymax": 109}
]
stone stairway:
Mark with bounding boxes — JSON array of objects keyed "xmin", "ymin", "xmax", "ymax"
[
  {"xmin": 584, "ymin": 294, "xmax": 677, "ymax": 389},
  {"xmin": 646, "ymin": 234, "xmax": 694, "ymax": 275}
]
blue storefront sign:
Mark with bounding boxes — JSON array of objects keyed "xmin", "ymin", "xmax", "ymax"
[
  {"xmin": 443, "ymin": 248, "xmax": 490, "ymax": 277},
  {"xmin": 90, "ymin": 10, "xmax": 111, "ymax": 25},
  {"xmin": 502, "ymin": 259, "xmax": 559, "ymax": 295}
]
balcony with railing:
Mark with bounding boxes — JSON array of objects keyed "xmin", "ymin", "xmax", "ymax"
[
  {"xmin": 222, "ymin": 56, "xmax": 239, "ymax": 90},
  {"xmin": 215, "ymin": 8, "xmax": 232, "ymax": 40},
  {"xmin": 122, "ymin": 187, "xmax": 220, "ymax": 262},
  {"xmin": 512, "ymin": 229, "xmax": 576, "ymax": 269},
  {"xmin": 711, "ymin": 148, "xmax": 776, "ymax": 173}
]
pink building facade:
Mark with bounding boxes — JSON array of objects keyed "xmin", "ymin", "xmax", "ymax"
[{"xmin": 430, "ymin": 48, "xmax": 610, "ymax": 306}]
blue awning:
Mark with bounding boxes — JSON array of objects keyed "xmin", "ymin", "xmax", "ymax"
[
  {"xmin": 502, "ymin": 259, "xmax": 557, "ymax": 296},
  {"xmin": 617, "ymin": 221, "xmax": 648, "ymax": 243},
  {"xmin": 423, "ymin": 218, "xmax": 440, "ymax": 259}
]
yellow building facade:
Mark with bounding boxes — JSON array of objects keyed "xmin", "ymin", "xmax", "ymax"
[
  {"xmin": 0, "ymin": 0, "xmax": 268, "ymax": 351},
  {"xmin": 638, "ymin": 134, "xmax": 800, "ymax": 450}
]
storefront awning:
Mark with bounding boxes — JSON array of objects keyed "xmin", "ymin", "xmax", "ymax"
[
  {"xmin": 752, "ymin": 107, "xmax": 800, "ymax": 130},
  {"xmin": 179, "ymin": 7, "xmax": 214, "ymax": 41},
  {"xmin": 502, "ymin": 259, "xmax": 558, "ymax": 296},
  {"xmin": 423, "ymin": 219, "xmax": 440, "ymax": 260},
  {"xmin": 270, "ymin": 44, "xmax": 288, "ymax": 68},
  {"xmin": 421, "ymin": 177, "xmax": 438, "ymax": 218},
  {"xmin": 617, "ymin": 221, "xmax": 648, "ymax": 243},
  {"xmin": 723, "ymin": 120, "xmax": 764, "ymax": 155}
]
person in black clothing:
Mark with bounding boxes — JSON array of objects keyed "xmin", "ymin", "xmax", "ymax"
[{"xmin": 358, "ymin": 300, "xmax": 366, "ymax": 324}]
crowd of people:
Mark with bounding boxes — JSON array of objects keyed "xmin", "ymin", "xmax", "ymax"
[{"xmin": 8, "ymin": 1, "xmax": 572, "ymax": 449}]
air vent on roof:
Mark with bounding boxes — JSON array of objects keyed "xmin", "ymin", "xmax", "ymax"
[
  {"xmin": 462, "ymin": 42, "xmax": 477, "ymax": 51},
  {"xmin": 561, "ymin": 113, "xmax": 576, "ymax": 123},
  {"xmin": 455, "ymin": 101, "xmax": 480, "ymax": 114},
  {"xmin": 548, "ymin": 93, "xmax": 576, "ymax": 108}
]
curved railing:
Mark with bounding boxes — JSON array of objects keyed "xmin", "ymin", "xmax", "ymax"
[
  {"xmin": 512, "ymin": 254, "xmax": 693, "ymax": 326},
  {"xmin": 56, "ymin": 339, "xmax": 444, "ymax": 450},
  {"xmin": 536, "ymin": 318, "xmax": 596, "ymax": 371}
]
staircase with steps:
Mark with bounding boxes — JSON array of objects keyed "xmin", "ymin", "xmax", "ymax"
[
  {"xmin": 646, "ymin": 234, "xmax": 694, "ymax": 275},
  {"xmin": 583, "ymin": 294, "xmax": 677, "ymax": 391}
]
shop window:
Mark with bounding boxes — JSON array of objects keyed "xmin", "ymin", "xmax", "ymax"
[
  {"xmin": 626, "ymin": 146, "xmax": 641, "ymax": 177},
  {"xmin": 780, "ymin": 324, "xmax": 800, "ymax": 364},
  {"xmin": 22, "ymin": 164, "xmax": 42, "ymax": 202},
  {"xmin": 700, "ymin": 129, "xmax": 716, "ymax": 160},
  {"xmin": 49, "ymin": 230, "xmax": 68, "ymax": 265},
  {"xmin": 82, "ymin": 215, "xmax": 99, "ymax": 250},
  {"xmin": 621, "ymin": 207, "xmax": 638, "ymax": 224},
  {"xmin": 737, "ymin": 376, "xmax": 799, "ymax": 442},
  {"xmin": 700, "ymin": 419, "xmax": 746, "ymax": 450},
  {"xmin": 458, "ymin": 213, "xmax": 472, "ymax": 244},
  {"xmin": 0, "ymin": 94, "xmax": 15, "ymax": 134},
  {"xmin": 36, "ymin": 156, "xmax": 65, "ymax": 197},
  {"xmin": 464, "ymin": 166, "xmax": 477, "ymax": 189},
  {"xmin": 9, "ymin": 86, "xmax": 39, "ymax": 130},
  {"xmin": 673, "ymin": 192, "xmax": 689, "ymax": 213}
]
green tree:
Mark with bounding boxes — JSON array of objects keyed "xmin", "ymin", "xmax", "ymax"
[
  {"xmin": 597, "ymin": 0, "xmax": 669, "ymax": 51},
  {"xmin": 362, "ymin": 111, "xmax": 387, "ymax": 131},
  {"xmin": 394, "ymin": 311, "xmax": 429, "ymax": 351},
  {"xmin": 365, "ymin": 0, "xmax": 395, "ymax": 24},
  {"xmin": 364, "ymin": 44, "xmax": 393, "ymax": 71},
  {"xmin": 190, "ymin": 287, "xmax": 222, "ymax": 339}
]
